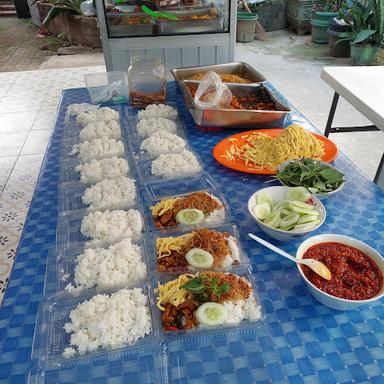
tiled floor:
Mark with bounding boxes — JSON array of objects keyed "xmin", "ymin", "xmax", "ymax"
[{"xmin": 0, "ymin": 66, "xmax": 105, "ymax": 302}]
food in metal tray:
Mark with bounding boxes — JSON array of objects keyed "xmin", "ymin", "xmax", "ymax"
[
  {"xmin": 156, "ymin": 228, "xmax": 240, "ymax": 272},
  {"xmin": 150, "ymin": 191, "xmax": 225, "ymax": 228},
  {"xmin": 63, "ymin": 288, "xmax": 151, "ymax": 357},
  {"xmin": 222, "ymin": 124, "xmax": 325, "ymax": 171},
  {"xmin": 187, "ymin": 83, "xmax": 275, "ymax": 110},
  {"xmin": 156, "ymin": 272, "xmax": 261, "ymax": 331},
  {"xmin": 189, "ymin": 73, "xmax": 252, "ymax": 84},
  {"xmin": 151, "ymin": 150, "xmax": 202, "ymax": 179}
]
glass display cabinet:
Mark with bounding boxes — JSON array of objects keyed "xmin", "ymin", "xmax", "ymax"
[{"xmin": 95, "ymin": 0, "xmax": 236, "ymax": 72}]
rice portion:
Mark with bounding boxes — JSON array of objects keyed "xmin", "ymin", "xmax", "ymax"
[
  {"xmin": 222, "ymin": 297, "xmax": 261, "ymax": 324},
  {"xmin": 63, "ymin": 288, "xmax": 151, "ymax": 357},
  {"xmin": 136, "ymin": 117, "xmax": 178, "ymax": 138},
  {"xmin": 82, "ymin": 177, "xmax": 136, "ymax": 211},
  {"xmin": 138, "ymin": 104, "xmax": 177, "ymax": 120},
  {"xmin": 75, "ymin": 157, "xmax": 129, "ymax": 184},
  {"xmin": 81, "ymin": 209, "xmax": 143, "ymax": 248},
  {"xmin": 70, "ymin": 138, "xmax": 124, "ymax": 163},
  {"xmin": 79, "ymin": 120, "xmax": 121, "ymax": 142},
  {"xmin": 65, "ymin": 238, "xmax": 147, "ymax": 294},
  {"xmin": 151, "ymin": 150, "xmax": 202, "ymax": 179},
  {"xmin": 77, "ymin": 107, "xmax": 120, "ymax": 125},
  {"xmin": 140, "ymin": 130, "xmax": 186, "ymax": 157}
]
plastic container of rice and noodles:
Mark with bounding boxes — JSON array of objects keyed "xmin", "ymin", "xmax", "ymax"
[
  {"xmin": 145, "ymin": 223, "xmax": 250, "ymax": 274},
  {"xmin": 148, "ymin": 267, "xmax": 263, "ymax": 337}
]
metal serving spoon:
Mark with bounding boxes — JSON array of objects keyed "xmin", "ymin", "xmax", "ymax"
[{"xmin": 248, "ymin": 233, "xmax": 332, "ymax": 281}]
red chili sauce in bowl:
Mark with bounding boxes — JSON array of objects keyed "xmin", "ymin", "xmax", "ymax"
[{"xmin": 302, "ymin": 242, "xmax": 383, "ymax": 300}]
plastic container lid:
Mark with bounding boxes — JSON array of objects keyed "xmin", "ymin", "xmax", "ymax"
[{"xmin": 237, "ymin": 11, "xmax": 258, "ymax": 20}]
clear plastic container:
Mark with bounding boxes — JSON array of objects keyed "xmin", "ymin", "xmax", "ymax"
[
  {"xmin": 142, "ymin": 176, "xmax": 232, "ymax": 232},
  {"xmin": 31, "ymin": 284, "xmax": 158, "ymax": 368},
  {"xmin": 58, "ymin": 155, "xmax": 132, "ymax": 185},
  {"xmin": 58, "ymin": 180, "xmax": 140, "ymax": 213},
  {"xmin": 145, "ymin": 223, "xmax": 250, "ymax": 274},
  {"xmin": 148, "ymin": 267, "xmax": 263, "ymax": 337},
  {"xmin": 85, "ymin": 71, "xmax": 129, "ymax": 104},
  {"xmin": 44, "ymin": 239, "xmax": 149, "ymax": 296},
  {"xmin": 128, "ymin": 57, "xmax": 166, "ymax": 107},
  {"xmin": 56, "ymin": 205, "xmax": 145, "ymax": 250}
]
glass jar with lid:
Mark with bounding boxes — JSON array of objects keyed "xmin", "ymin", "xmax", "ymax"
[{"xmin": 128, "ymin": 56, "xmax": 166, "ymax": 107}]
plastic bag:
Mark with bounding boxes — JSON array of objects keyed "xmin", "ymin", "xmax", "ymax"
[{"xmin": 194, "ymin": 71, "xmax": 232, "ymax": 109}]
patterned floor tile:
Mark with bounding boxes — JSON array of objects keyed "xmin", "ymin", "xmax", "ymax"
[
  {"xmin": 21, "ymin": 130, "xmax": 52, "ymax": 156},
  {"xmin": 0, "ymin": 111, "xmax": 38, "ymax": 133},
  {"xmin": 0, "ymin": 131, "xmax": 29, "ymax": 157},
  {"xmin": 0, "ymin": 157, "xmax": 17, "ymax": 195},
  {"xmin": 5, "ymin": 154, "xmax": 44, "ymax": 187}
]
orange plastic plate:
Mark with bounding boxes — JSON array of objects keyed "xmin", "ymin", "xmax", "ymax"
[{"xmin": 212, "ymin": 128, "xmax": 338, "ymax": 175}]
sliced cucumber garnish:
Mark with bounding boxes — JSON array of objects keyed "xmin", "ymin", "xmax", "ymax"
[
  {"xmin": 185, "ymin": 248, "xmax": 214, "ymax": 269},
  {"xmin": 264, "ymin": 211, "xmax": 281, "ymax": 228},
  {"xmin": 286, "ymin": 187, "xmax": 311, "ymax": 202},
  {"xmin": 195, "ymin": 302, "xmax": 228, "ymax": 326},
  {"xmin": 280, "ymin": 212, "xmax": 300, "ymax": 227},
  {"xmin": 281, "ymin": 208, "xmax": 291, "ymax": 217},
  {"xmin": 289, "ymin": 201, "xmax": 314, "ymax": 210},
  {"xmin": 257, "ymin": 192, "xmax": 274, "ymax": 208},
  {"xmin": 297, "ymin": 214, "xmax": 319, "ymax": 224},
  {"xmin": 176, "ymin": 208, "xmax": 204, "ymax": 225},
  {"xmin": 290, "ymin": 206, "xmax": 320, "ymax": 215},
  {"xmin": 293, "ymin": 221, "xmax": 319, "ymax": 231},
  {"xmin": 253, "ymin": 202, "xmax": 271, "ymax": 220}
]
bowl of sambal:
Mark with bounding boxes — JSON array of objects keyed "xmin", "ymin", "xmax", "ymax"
[{"xmin": 296, "ymin": 234, "xmax": 384, "ymax": 310}]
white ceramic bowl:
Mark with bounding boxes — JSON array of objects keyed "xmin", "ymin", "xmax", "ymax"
[
  {"xmin": 296, "ymin": 234, "xmax": 384, "ymax": 310},
  {"xmin": 277, "ymin": 159, "xmax": 345, "ymax": 199},
  {"xmin": 247, "ymin": 186, "xmax": 326, "ymax": 242}
]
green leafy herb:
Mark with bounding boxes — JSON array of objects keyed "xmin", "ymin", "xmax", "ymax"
[
  {"xmin": 181, "ymin": 276, "xmax": 231, "ymax": 303},
  {"xmin": 275, "ymin": 158, "xmax": 344, "ymax": 194}
]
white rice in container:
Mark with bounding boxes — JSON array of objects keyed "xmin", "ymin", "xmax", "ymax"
[
  {"xmin": 137, "ymin": 104, "xmax": 178, "ymax": 120},
  {"xmin": 136, "ymin": 117, "xmax": 178, "ymax": 138},
  {"xmin": 221, "ymin": 235, "xmax": 241, "ymax": 268},
  {"xmin": 222, "ymin": 297, "xmax": 261, "ymax": 324},
  {"xmin": 140, "ymin": 130, "xmax": 186, "ymax": 157},
  {"xmin": 79, "ymin": 120, "xmax": 121, "ymax": 142},
  {"xmin": 70, "ymin": 137, "xmax": 124, "ymax": 163},
  {"xmin": 63, "ymin": 288, "xmax": 151, "ymax": 357},
  {"xmin": 65, "ymin": 238, "xmax": 147, "ymax": 294},
  {"xmin": 151, "ymin": 150, "xmax": 202, "ymax": 179},
  {"xmin": 81, "ymin": 209, "xmax": 143, "ymax": 248},
  {"xmin": 82, "ymin": 177, "xmax": 136, "ymax": 211},
  {"xmin": 76, "ymin": 107, "xmax": 120, "ymax": 125},
  {"xmin": 203, "ymin": 193, "xmax": 226, "ymax": 223},
  {"xmin": 75, "ymin": 157, "xmax": 129, "ymax": 184}
]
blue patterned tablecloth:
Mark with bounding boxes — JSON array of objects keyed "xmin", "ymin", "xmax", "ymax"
[{"xmin": 1, "ymin": 82, "xmax": 384, "ymax": 384}]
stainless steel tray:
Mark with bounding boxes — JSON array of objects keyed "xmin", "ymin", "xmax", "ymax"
[
  {"xmin": 156, "ymin": 6, "xmax": 223, "ymax": 34},
  {"xmin": 171, "ymin": 62, "xmax": 266, "ymax": 86},
  {"xmin": 107, "ymin": 13, "xmax": 154, "ymax": 37},
  {"xmin": 178, "ymin": 80, "xmax": 291, "ymax": 129}
]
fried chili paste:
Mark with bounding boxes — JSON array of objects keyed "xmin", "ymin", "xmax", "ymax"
[{"xmin": 302, "ymin": 242, "xmax": 383, "ymax": 300}]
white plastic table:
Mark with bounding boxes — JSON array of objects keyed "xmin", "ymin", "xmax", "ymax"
[{"xmin": 321, "ymin": 66, "xmax": 384, "ymax": 188}]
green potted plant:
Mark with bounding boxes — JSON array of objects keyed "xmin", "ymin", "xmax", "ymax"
[
  {"xmin": 311, "ymin": 0, "xmax": 343, "ymax": 43},
  {"xmin": 338, "ymin": 0, "xmax": 384, "ymax": 65}
]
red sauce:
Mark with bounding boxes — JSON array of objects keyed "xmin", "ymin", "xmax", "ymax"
[{"xmin": 302, "ymin": 242, "xmax": 383, "ymax": 300}]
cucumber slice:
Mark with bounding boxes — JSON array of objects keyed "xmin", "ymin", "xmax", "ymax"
[
  {"xmin": 291, "ymin": 206, "xmax": 320, "ymax": 215},
  {"xmin": 279, "ymin": 224, "xmax": 295, "ymax": 231},
  {"xmin": 289, "ymin": 201, "xmax": 315, "ymax": 210},
  {"xmin": 264, "ymin": 211, "xmax": 281, "ymax": 228},
  {"xmin": 195, "ymin": 302, "xmax": 228, "ymax": 326},
  {"xmin": 281, "ymin": 208, "xmax": 291, "ymax": 217},
  {"xmin": 286, "ymin": 187, "xmax": 311, "ymax": 202},
  {"xmin": 176, "ymin": 208, "xmax": 204, "ymax": 225},
  {"xmin": 280, "ymin": 212, "xmax": 300, "ymax": 227},
  {"xmin": 297, "ymin": 214, "xmax": 319, "ymax": 224},
  {"xmin": 293, "ymin": 221, "xmax": 319, "ymax": 231},
  {"xmin": 253, "ymin": 202, "xmax": 271, "ymax": 220},
  {"xmin": 185, "ymin": 248, "xmax": 214, "ymax": 269},
  {"xmin": 257, "ymin": 192, "xmax": 274, "ymax": 208}
]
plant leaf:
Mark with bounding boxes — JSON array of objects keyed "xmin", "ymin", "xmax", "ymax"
[{"xmin": 352, "ymin": 29, "xmax": 377, "ymax": 44}]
